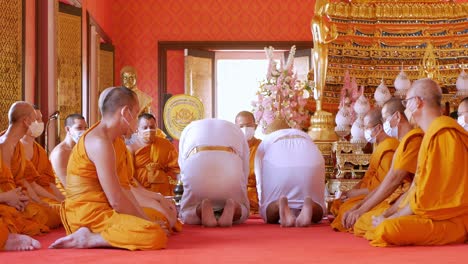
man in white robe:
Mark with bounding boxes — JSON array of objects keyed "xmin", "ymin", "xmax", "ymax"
[
  {"xmin": 255, "ymin": 128, "xmax": 325, "ymax": 227},
  {"xmin": 179, "ymin": 119, "xmax": 250, "ymax": 227}
]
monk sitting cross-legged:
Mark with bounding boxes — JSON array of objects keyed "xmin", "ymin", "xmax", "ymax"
[
  {"xmin": 330, "ymin": 108, "xmax": 399, "ymax": 232},
  {"xmin": 0, "ymin": 101, "xmax": 61, "ymax": 230},
  {"xmin": 20, "ymin": 106, "xmax": 65, "ymax": 207},
  {"xmin": 0, "ymin": 190, "xmax": 41, "ymax": 251},
  {"xmin": 127, "ymin": 113, "xmax": 180, "ymax": 196},
  {"xmin": 370, "ymin": 78, "xmax": 468, "ymax": 247},
  {"xmin": 351, "ymin": 98, "xmax": 424, "ymax": 238},
  {"xmin": 50, "ymin": 87, "xmax": 169, "ymax": 250}
]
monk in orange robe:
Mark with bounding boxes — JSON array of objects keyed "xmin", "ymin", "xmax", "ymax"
[
  {"xmin": 0, "ymin": 190, "xmax": 42, "ymax": 251},
  {"xmin": 49, "ymin": 113, "xmax": 88, "ymax": 195},
  {"xmin": 120, "ymin": 137, "xmax": 181, "ymax": 233},
  {"xmin": 21, "ymin": 106, "xmax": 65, "ymax": 205},
  {"xmin": 346, "ymin": 98, "xmax": 424, "ymax": 235},
  {"xmin": 0, "ymin": 222, "xmax": 40, "ymax": 251},
  {"xmin": 330, "ymin": 109, "xmax": 399, "ymax": 232},
  {"xmin": 371, "ymin": 78, "xmax": 468, "ymax": 247},
  {"xmin": 235, "ymin": 111, "xmax": 261, "ymax": 214},
  {"xmin": 128, "ymin": 113, "xmax": 180, "ymax": 196},
  {"xmin": 0, "ymin": 102, "xmax": 61, "ymax": 230},
  {"xmin": 50, "ymin": 87, "xmax": 169, "ymax": 250}
]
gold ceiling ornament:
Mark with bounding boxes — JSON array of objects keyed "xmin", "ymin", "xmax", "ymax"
[{"xmin": 314, "ymin": 0, "xmax": 468, "ymax": 106}]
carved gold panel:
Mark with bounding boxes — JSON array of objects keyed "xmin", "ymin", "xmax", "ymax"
[
  {"xmin": 98, "ymin": 48, "xmax": 114, "ymax": 100},
  {"xmin": 57, "ymin": 11, "xmax": 81, "ymax": 140},
  {"xmin": 0, "ymin": 0, "xmax": 23, "ymax": 130}
]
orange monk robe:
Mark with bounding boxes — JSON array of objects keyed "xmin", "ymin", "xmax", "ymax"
[
  {"xmin": 0, "ymin": 222, "xmax": 7, "ymax": 250},
  {"xmin": 4, "ymin": 144, "xmax": 61, "ymax": 229},
  {"xmin": 371, "ymin": 116, "xmax": 468, "ymax": 247},
  {"xmin": 156, "ymin": 128, "xmax": 167, "ymax": 139},
  {"xmin": 330, "ymin": 137, "xmax": 399, "ymax": 232},
  {"xmin": 247, "ymin": 138, "xmax": 261, "ymax": 214},
  {"xmin": 354, "ymin": 128, "xmax": 424, "ymax": 238},
  {"xmin": 121, "ymin": 140, "xmax": 182, "ymax": 233},
  {"xmin": 55, "ymin": 178, "xmax": 66, "ymax": 196},
  {"xmin": 133, "ymin": 137, "xmax": 180, "ymax": 196},
  {"xmin": 61, "ymin": 124, "xmax": 168, "ymax": 250},
  {"xmin": 26, "ymin": 142, "xmax": 62, "ymax": 210},
  {"xmin": 0, "ymin": 204, "xmax": 49, "ymax": 236}
]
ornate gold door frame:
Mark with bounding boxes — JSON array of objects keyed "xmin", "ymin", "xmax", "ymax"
[{"xmin": 0, "ymin": 0, "xmax": 24, "ymax": 130}]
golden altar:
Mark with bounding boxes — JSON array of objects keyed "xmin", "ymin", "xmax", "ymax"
[{"xmin": 309, "ymin": 0, "xmax": 468, "ymax": 194}]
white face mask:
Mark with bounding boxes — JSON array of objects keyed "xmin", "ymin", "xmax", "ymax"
[
  {"xmin": 71, "ymin": 130, "xmax": 85, "ymax": 143},
  {"xmin": 364, "ymin": 129, "xmax": 376, "ymax": 143},
  {"xmin": 29, "ymin": 121, "xmax": 44, "ymax": 138},
  {"xmin": 240, "ymin": 127, "xmax": 256, "ymax": 141},
  {"xmin": 383, "ymin": 119, "xmax": 398, "ymax": 138},
  {"xmin": 404, "ymin": 98, "xmax": 418, "ymax": 126},
  {"xmin": 458, "ymin": 115, "xmax": 468, "ymax": 131}
]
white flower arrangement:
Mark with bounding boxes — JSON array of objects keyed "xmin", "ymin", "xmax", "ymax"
[{"xmin": 252, "ymin": 45, "xmax": 310, "ymax": 133}]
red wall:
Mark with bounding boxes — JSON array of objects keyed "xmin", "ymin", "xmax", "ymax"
[
  {"xmin": 112, "ymin": 0, "xmax": 316, "ymax": 118},
  {"xmin": 86, "ymin": 0, "xmax": 114, "ymax": 40}
]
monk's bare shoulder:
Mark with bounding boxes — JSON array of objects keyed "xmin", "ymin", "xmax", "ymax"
[
  {"xmin": 49, "ymin": 142, "xmax": 72, "ymax": 162},
  {"xmin": 84, "ymin": 127, "xmax": 114, "ymax": 163}
]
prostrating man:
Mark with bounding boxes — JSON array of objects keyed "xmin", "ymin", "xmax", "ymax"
[
  {"xmin": 370, "ymin": 78, "xmax": 468, "ymax": 247},
  {"xmin": 351, "ymin": 98, "xmax": 424, "ymax": 237},
  {"xmin": 50, "ymin": 87, "xmax": 168, "ymax": 250},
  {"xmin": 179, "ymin": 119, "xmax": 250, "ymax": 227},
  {"xmin": 21, "ymin": 106, "xmax": 64, "ymax": 203},
  {"xmin": 0, "ymin": 102, "xmax": 61, "ymax": 229},
  {"xmin": 255, "ymin": 127, "xmax": 325, "ymax": 227},
  {"xmin": 235, "ymin": 111, "xmax": 261, "ymax": 214},
  {"xmin": 128, "ymin": 113, "xmax": 180, "ymax": 196},
  {"xmin": 457, "ymin": 97, "xmax": 468, "ymax": 131},
  {"xmin": 49, "ymin": 114, "xmax": 87, "ymax": 195},
  {"xmin": 331, "ymin": 109, "xmax": 399, "ymax": 231}
]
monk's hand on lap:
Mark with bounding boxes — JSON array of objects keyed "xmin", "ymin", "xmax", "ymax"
[
  {"xmin": 344, "ymin": 209, "xmax": 363, "ymax": 229},
  {"xmin": 155, "ymin": 220, "xmax": 170, "ymax": 236},
  {"xmin": 371, "ymin": 215, "xmax": 385, "ymax": 227},
  {"xmin": 3, "ymin": 188, "xmax": 28, "ymax": 211}
]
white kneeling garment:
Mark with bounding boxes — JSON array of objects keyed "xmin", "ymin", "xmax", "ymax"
[
  {"xmin": 178, "ymin": 119, "xmax": 250, "ymax": 224},
  {"xmin": 255, "ymin": 128, "xmax": 326, "ymax": 221}
]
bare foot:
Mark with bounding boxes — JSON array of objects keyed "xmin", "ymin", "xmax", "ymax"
[
  {"xmin": 218, "ymin": 199, "xmax": 235, "ymax": 227},
  {"xmin": 4, "ymin": 234, "xmax": 41, "ymax": 251},
  {"xmin": 279, "ymin": 196, "xmax": 296, "ymax": 227},
  {"xmin": 49, "ymin": 227, "xmax": 109, "ymax": 249},
  {"xmin": 200, "ymin": 199, "xmax": 217, "ymax": 227},
  {"xmin": 296, "ymin": 197, "xmax": 313, "ymax": 227}
]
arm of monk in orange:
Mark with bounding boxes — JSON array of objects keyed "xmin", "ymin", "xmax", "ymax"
[
  {"xmin": 88, "ymin": 137, "xmax": 150, "ymax": 221},
  {"xmin": 343, "ymin": 167, "xmax": 411, "ymax": 229}
]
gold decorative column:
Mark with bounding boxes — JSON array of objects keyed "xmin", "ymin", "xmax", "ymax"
[
  {"xmin": 0, "ymin": 0, "xmax": 23, "ymax": 129},
  {"xmin": 308, "ymin": 0, "xmax": 338, "ymax": 141}
]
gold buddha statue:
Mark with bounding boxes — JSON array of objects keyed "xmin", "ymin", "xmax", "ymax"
[{"xmin": 120, "ymin": 66, "xmax": 153, "ymax": 114}]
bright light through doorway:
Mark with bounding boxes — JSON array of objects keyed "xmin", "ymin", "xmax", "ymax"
[{"xmin": 215, "ymin": 52, "xmax": 283, "ymax": 139}]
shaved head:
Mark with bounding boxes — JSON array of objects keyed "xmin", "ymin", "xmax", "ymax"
[
  {"xmin": 382, "ymin": 97, "xmax": 407, "ymax": 121},
  {"xmin": 459, "ymin": 97, "xmax": 468, "ymax": 110},
  {"xmin": 65, "ymin": 114, "xmax": 85, "ymax": 127},
  {"xmin": 408, "ymin": 78, "xmax": 442, "ymax": 108},
  {"xmin": 364, "ymin": 108, "xmax": 383, "ymax": 128},
  {"xmin": 138, "ymin": 113, "xmax": 156, "ymax": 123},
  {"xmin": 235, "ymin": 111, "xmax": 255, "ymax": 123},
  {"xmin": 8, "ymin": 101, "xmax": 35, "ymax": 125},
  {"xmin": 99, "ymin": 87, "xmax": 138, "ymax": 116}
]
